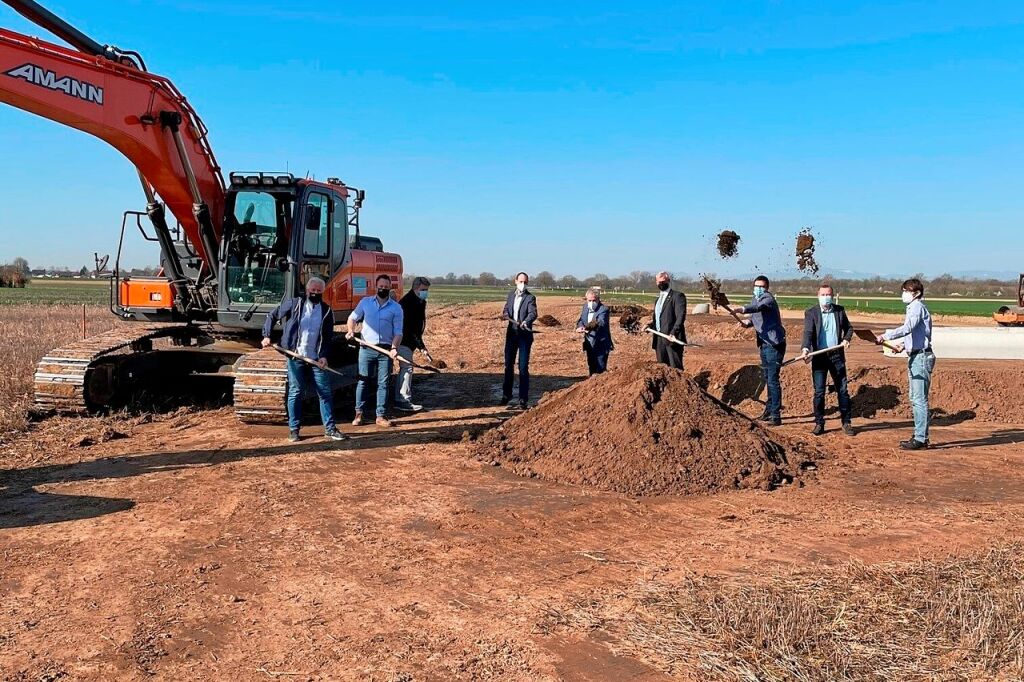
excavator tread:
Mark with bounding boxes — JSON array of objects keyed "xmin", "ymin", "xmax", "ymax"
[
  {"xmin": 33, "ymin": 323, "xmax": 190, "ymax": 414},
  {"xmin": 233, "ymin": 346, "xmax": 289, "ymax": 424}
]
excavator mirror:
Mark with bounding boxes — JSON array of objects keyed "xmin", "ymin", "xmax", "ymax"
[{"xmin": 304, "ymin": 205, "xmax": 322, "ymax": 231}]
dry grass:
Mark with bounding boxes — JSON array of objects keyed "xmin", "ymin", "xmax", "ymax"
[
  {"xmin": 0, "ymin": 304, "xmax": 116, "ymax": 442},
  {"xmin": 541, "ymin": 546, "xmax": 1024, "ymax": 681}
]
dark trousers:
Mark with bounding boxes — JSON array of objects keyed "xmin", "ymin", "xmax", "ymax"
[
  {"xmin": 583, "ymin": 340, "xmax": 609, "ymax": 375},
  {"xmin": 812, "ymin": 352, "xmax": 852, "ymax": 425},
  {"xmin": 654, "ymin": 336, "xmax": 684, "ymax": 369},
  {"xmin": 759, "ymin": 341, "xmax": 785, "ymax": 418},
  {"xmin": 503, "ymin": 327, "xmax": 533, "ymax": 402}
]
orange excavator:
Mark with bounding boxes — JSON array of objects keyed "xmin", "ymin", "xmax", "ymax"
[{"xmin": 1, "ymin": 0, "xmax": 403, "ymax": 421}]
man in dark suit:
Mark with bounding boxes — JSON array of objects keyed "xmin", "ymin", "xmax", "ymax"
[
  {"xmin": 575, "ymin": 287, "xmax": 613, "ymax": 375},
  {"xmin": 649, "ymin": 271, "xmax": 687, "ymax": 369},
  {"xmin": 500, "ymin": 271, "xmax": 538, "ymax": 408},
  {"xmin": 800, "ymin": 283, "xmax": 855, "ymax": 436}
]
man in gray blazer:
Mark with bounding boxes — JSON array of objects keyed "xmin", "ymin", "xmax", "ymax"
[
  {"xmin": 500, "ymin": 272, "xmax": 538, "ymax": 408},
  {"xmin": 800, "ymin": 283, "xmax": 855, "ymax": 436}
]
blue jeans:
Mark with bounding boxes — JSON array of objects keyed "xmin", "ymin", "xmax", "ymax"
[
  {"xmin": 356, "ymin": 347, "xmax": 391, "ymax": 417},
  {"xmin": 286, "ymin": 358, "xmax": 336, "ymax": 433},
  {"xmin": 759, "ymin": 341, "xmax": 785, "ymax": 418},
  {"xmin": 908, "ymin": 350, "xmax": 935, "ymax": 442},
  {"xmin": 503, "ymin": 327, "xmax": 533, "ymax": 402},
  {"xmin": 812, "ymin": 353, "xmax": 851, "ymax": 425}
]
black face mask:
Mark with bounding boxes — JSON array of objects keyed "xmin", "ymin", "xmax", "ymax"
[
  {"xmin": 657, "ymin": 282, "xmax": 670, "ymax": 291},
  {"xmin": 307, "ymin": 293, "xmax": 322, "ymax": 304},
  {"xmin": 377, "ymin": 287, "xmax": 390, "ymax": 299}
]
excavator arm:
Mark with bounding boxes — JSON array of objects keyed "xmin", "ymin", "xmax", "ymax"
[{"xmin": 0, "ymin": 10, "xmax": 225, "ymax": 279}]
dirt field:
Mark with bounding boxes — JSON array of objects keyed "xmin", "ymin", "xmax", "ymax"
[{"xmin": 2, "ymin": 298, "xmax": 1024, "ymax": 680}]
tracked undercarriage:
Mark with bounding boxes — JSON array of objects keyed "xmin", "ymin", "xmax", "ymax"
[{"xmin": 33, "ymin": 323, "xmax": 358, "ymax": 425}]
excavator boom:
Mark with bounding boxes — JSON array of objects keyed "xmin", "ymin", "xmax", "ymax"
[{"xmin": 0, "ymin": 20, "xmax": 225, "ymax": 271}]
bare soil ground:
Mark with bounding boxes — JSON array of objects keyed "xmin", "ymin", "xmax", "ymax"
[{"xmin": 2, "ymin": 298, "xmax": 1024, "ymax": 680}]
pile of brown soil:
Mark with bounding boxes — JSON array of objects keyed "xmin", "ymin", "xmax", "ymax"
[
  {"xmin": 475, "ymin": 362, "xmax": 819, "ymax": 496},
  {"xmin": 609, "ymin": 305, "xmax": 651, "ymax": 334},
  {"xmin": 796, "ymin": 227, "xmax": 820, "ymax": 275},
  {"xmin": 689, "ymin": 316, "xmax": 753, "ymax": 343},
  {"xmin": 716, "ymin": 230, "xmax": 741, "ymax": 258},
  {"xmin": 536, "ymin": 314, "xmax": 562, "ymax": 327}
]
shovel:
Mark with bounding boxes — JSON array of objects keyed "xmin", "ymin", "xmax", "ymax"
[
  {"xmin": 853, "ymin": 329, "xmax": 904, "ymax": 353},
  {"xmin": 644, "ymin": 327, "xmax": 703, "ymax": 348},
  {"xmin": 781, "ymin": 343, "xmax": 847, "ymax": 367},
  {"xmin": 709, "ymin": 291, "xmax": 746, "ymax": 324},
  {"xmin": 272, "ymin": 344, "xmax": 348, "ymax": 377},
  {"xmin": 348, "ymin": 336, "xmax": 442, "ymax": 373}
]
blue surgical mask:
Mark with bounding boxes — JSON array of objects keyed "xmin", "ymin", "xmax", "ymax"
[
  {"xmin": 418, "ymin": 289, "xmax": 429, "ymax": 301},
  {"xmin": 753, "ymin": 286, "xmax": 766, "ymax": 298},
  {"xmin": 819, "ymin": 295, "xmax": 833, "ymax": 308}
]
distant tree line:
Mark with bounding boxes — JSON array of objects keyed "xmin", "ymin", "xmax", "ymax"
[
  {"xmin": 405, "ymin": 270, "xmax": 1020, "ymax": 298},
  {"xmin": 0, "ymin": 257, "xmax": 29, "ymax": 287}
]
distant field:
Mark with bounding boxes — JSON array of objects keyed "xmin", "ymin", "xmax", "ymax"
[{"xmin": 1, "ymin": 280, "xmax": 1011, "ymax": 318}]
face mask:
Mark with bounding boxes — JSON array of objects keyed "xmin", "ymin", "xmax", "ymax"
[
  {"xmin": 377, "ymin": 287, "xmax": 390, "ymax": 299},
  {"xmin": 588, "ymin": 300, "xmax": 597, "ymax": 310},
  {"xmin": 417, "ymin": 290, "xmax": 429, "ymax": 301},
  {"xmin": 901, "ymin": 291, "xmax": 915, "ymax": 304},
  {"xmin": 753, "ymin": 286, "xmax": 766, "ymax": 298},
  {"xmin": 819, "ymin": 295, "xmax": 833, "ymax": 307},
  {"xmin": 657, "ymin": 281, "xmax": 669, "ymax": 292},
  {"xmin": 307, "ymin": 292, "xmax": 322, "ymax": 304},
  {"xmin": 516, "ymin": 282, "xmax": 526, "ymax": 292}
]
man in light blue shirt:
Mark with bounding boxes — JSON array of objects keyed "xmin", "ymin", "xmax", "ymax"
[
  {"xmin": 347, "ymin": 274, "xmax": 404, "ymax": 427},
  {"xmin": 876, "ymin": 277, "xmax": 934, "ymax": 450}
]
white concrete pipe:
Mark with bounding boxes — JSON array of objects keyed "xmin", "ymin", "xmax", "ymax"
[{"xmin": 882, "ymin": 326, "xmax": 1024, "ymax": 360}]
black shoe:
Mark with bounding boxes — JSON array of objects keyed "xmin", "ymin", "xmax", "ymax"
[
  {"xmin": 842, "ymin": 423, "xmax": 855, "ymax": 437},
  {"xmin": 288, "ymin": 430, "xmax": 300, "ymax": 443},
  {"xmin": 499, "ymin": 396, "xmax": 512, "ymax": 406},
  {"xmin": 900, "ymin": 438, "xmax": 927, "ymax": 450},
  {"xmin": 770, "ymin": 417, "xmax": 782, "ymax": 426},
  {"xmin": 395, "ymin": 402, "xmax": 423, "ymax": 413},
  {"xmin": 756, "ymin": 411, "xmax": 773, "ymax": 422},
  {"xmin": 325, "ymin": 428, "xmax": 348, "ymax": 441},
  {"xmin": 812, "ymin": 423, "xmax": 825, "ymax": 436},
  {"xmin": 518, "ymin": 400, "xmax": 529, "ymax": 410}
]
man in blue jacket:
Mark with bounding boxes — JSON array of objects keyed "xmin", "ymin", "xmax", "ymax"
[
  {"xmin": 733, "ymin": 275, "xmax": 787, "ymax": 425},
  {"xmin": 501, "ymin": 272, "xmax": 538, "ymax": 409},
  {"xmin": 800, "ymin": 283, "xmax": 855, "ymax": 436},
  {"xmin": 575, "ymin": 287, "xmax": 613, "ymax": 375},
  {"xmin": 261, "ymin": 277, "xmax": 347, "ymax": 443}
]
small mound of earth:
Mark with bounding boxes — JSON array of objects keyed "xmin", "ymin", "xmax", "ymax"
[
  {"xmin": 796, "ymin": 227, "xmax": 820, "ymax": 275},
  {"xmin": 610, "ymin": 304, "xmax": 652, "ymax": 334},
  {"xmin": 536, "ymin": 314, "xmax": 562, "ymax": 327},
  {"xmin": 716, "ymin": 230, "xmax": 741, "ymax": 258},
  {"xmin": 474, "ymin": 362, "xmax": 819, "ymax": 496}
]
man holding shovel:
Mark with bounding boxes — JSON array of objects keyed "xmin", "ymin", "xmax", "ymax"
[
  {"xmin": 261, "ymin": 277, "xmax": 347, "ymax": 443},
  {"xmin": 733, "ymin": 275, "xmax": 786, "ymax": 425},
  {"xmin": 800, "ymin": 283, "xmax": 855, "ymax": 436},
  {"xmin": 576, "ymin": 287, "xmax": 613, "ymax": 375},
  {"xmin": 650, "ymin": 271, "xmax": 687, "ymax": 369},
  {"xmin": 501, "ymin": 272, "xmax": 538, "ymax": 409},
  {"xmin": 395, "ymin": 276, "xmax": 432, "ymax": 412},
  {"xmin": 347, "ymin": 274, "xmax": 404, "ymax": 427}
]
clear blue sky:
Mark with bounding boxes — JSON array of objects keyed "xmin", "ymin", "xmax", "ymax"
[{"xmin": 2, "ymin": 1, "xmax": 1023, "ymax": 279}]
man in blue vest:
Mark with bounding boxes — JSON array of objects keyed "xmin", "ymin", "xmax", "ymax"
[
  {"xmin": 261, "ymin": 277, "xmax": 347, "ymax": 443},
  {"xmin": 575, "ymin": 287, "xmax": 613, "ymax": 374}
]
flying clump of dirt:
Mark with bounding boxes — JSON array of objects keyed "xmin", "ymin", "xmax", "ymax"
[
  {"xmin": 474, "ymin": 362, "xmax": 820, "ymax": 497},
  {"xmin": 700, "ymin": 274, "xmax": 725, "ymax": 309},
  {"xmin": 716, "ymin": 230, "xmax": 741, "ymax": 259},
  {"xmin": 536, "ymin": 314, "xmax": 561, "ymax": 327},
  {"xmin": 796, "ymin": 227, "xmax": 820, "ymax": 275}
]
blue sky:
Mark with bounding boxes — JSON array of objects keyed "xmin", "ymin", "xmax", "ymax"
[{"xmin": 1, "ymin": 1, "xmax": 1023, "ymax": 279}]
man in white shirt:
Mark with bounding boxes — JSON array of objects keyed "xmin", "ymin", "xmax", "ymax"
[{"xmin": 500, "ymin": 272, "xmax": 538, "ymax": 408}]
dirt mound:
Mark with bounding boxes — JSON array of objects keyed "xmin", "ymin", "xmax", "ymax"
[
  {"xmin": 536, "ymin": 314, "xmax": 561, "ymax": 327},
  {"xmin": 609, "ymin": 304, "xmax": 651, "ymax": 334},
  {"xmin": 475, "ymin": 362, "xmax": 819, "ymax": 496},
  {"xmin": 716, "ymin": 230, "xmax": 741, "ymax": 258},
  {"xmin": 796, "ymin": 227, "xmax": 820, "ymax": 275},
  {"xmin": 689, "ymin": 316, "xmax": 753, "ymax": 343}
]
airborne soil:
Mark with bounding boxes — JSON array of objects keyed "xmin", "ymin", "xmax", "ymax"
[{"xmin": 3, "ymin": 297, "xmax": 1024, "ymax": 679}]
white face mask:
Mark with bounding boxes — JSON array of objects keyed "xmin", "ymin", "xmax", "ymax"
[
  {"xmin": 819, "ymin": 295, "xmax": 833, "ymax": 308},
  {"xmin": 587, "ymin": 300, "xmax": 597, "ymax": 310},
  {"xmin": 516, "ymin": 282, "xmax": 526, "ymax": 292},
  {"xmin": 901, "ymin": 291, "xmax": 915, "ymax": 304}
]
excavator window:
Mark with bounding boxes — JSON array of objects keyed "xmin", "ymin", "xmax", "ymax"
[
  {"xmin": 303, "ymin": 193, "xmax": 331, "ymax": 258},
  {"xmin": 225, "ymin": 190, "xmax": 294, "ymax": 304}
]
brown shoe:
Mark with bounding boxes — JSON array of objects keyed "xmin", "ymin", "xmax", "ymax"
[
  {"xmin": 375, "ymin": 416, "xmax": 393, "ymax": 428},
  {"xmin": 351, "ymin": 412, "xmax": 363, "ymax": 426}
]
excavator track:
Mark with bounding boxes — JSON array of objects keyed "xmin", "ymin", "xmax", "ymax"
[
  {"xmin": 33, "ymin": 323, "xmax": 191, "ymax": 414},
  {"xmin": 233, "ymin": 346, "xmax": 289, "ymax": 424}
]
